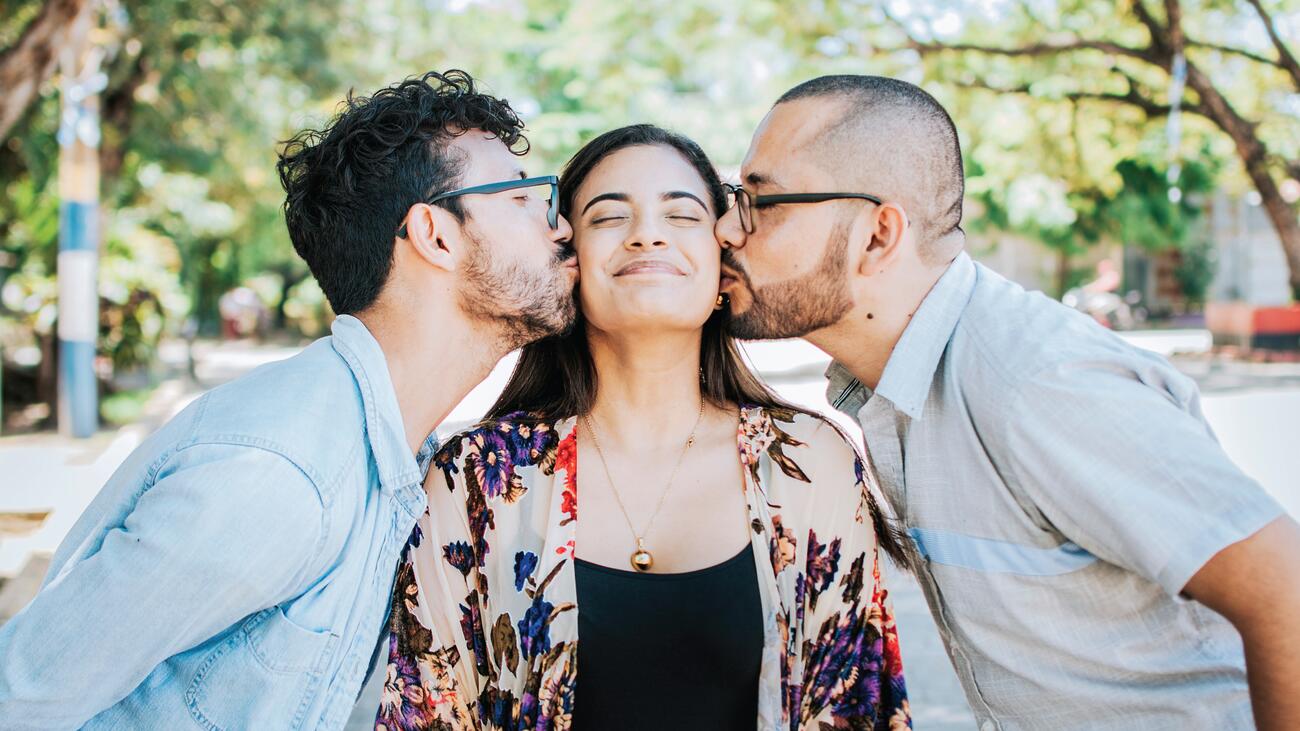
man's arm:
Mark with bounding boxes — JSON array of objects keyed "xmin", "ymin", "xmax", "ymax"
[
  {"xmin": 995, "ymin": 359, "xmax": 1289, "ymax": 721},
  {"xmin": 1184, "ymin": 516, "xmax": 1300, "ymax": 731},
  {"xmin": 0, "ymin": 444, "xmax": 327, "ymax": 729}
]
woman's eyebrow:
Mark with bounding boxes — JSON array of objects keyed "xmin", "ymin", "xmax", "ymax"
[
  {"xmin": 662, "ymin": 191, "xmax": 708, "ymax": 210},
  {"xmin": 581, "ymin": 192, "xmax": 629, "ymax": 214}
]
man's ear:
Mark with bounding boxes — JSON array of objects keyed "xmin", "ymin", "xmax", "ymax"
[
  {"xmin": 856, "ymin": 202, "xmax": 909, "ymax": 277},
  {"xmin": 400, "ymin": 202, "xmax": 459, "ymax": 273}
]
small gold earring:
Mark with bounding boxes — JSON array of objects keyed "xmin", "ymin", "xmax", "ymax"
[{"xmin": 714, "ymin": 293, "xmax": 728, "ymax": 310}]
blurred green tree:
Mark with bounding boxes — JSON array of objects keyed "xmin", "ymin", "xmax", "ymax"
[
  {"xmin": 1, "ymin": 0, "xmax": 341, "ymax": 424},
  {"xmin": 881, "ymin": 0, "xmax": 1300, "ymax": 299},
  {"xmin": 2, "ymin": 0, "xmax": 1296, "ymax": 429}
]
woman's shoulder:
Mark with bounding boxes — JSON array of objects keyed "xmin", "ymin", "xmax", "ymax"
[
  {"xmin": 740, "ymin": 404, "xmax": 865, "ymax": 480},
  {"xmin": 431, "ymin": 412, "xmax": 578, "ymax": 477},
  {"xmin": 742, "ymin": 404, "xmax": 860, "ymax": 452}
]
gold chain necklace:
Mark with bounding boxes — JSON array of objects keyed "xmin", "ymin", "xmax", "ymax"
[{"xmin": 581, "ymin": 397, "xmax": 706, "ymax": 572}]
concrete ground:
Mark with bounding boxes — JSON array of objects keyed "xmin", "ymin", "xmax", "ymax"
[{"xmin": 1, "ymin": 330, "xmax": 1296, "ymax": 730}]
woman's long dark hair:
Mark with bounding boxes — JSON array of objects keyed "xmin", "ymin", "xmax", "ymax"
[
  {"xmin": 486, "ymin": 123, "xmax": 908, "ymax": 566},
  {"xmin": 486, "ymin": 124, "xmax": 804, "ymax": 420}
]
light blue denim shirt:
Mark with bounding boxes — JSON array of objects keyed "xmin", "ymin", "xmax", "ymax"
[
  {"xmin": 828, "ymin": 253, "xmax": 1283, "ymax": 730},
  {"xmin": 0, "ymin": 315, "xmax": 435, "ymax": 730}
]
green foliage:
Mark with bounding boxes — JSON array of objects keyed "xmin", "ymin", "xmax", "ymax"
[
  {"xmin": 1175, "ymin": 233, "xmax": 1217, "ymax": 305},
  {"xmin": 100, "ymin": 386, "xmax": 155, "ymax": 426},
  {"xmin": 1097, "ymin": 157, "xmax": 1217, "ymax": 252},
  {"xmin": 889, "ymin": 0, "xmax": 1295, "ymax": 296},
  {"xmin": 3, "ymin": 0, "xmax": 1295, "ymax": 416},
  {"xmin": 2, "ymin": 0, "xmax": 341, "ymax": 389}
]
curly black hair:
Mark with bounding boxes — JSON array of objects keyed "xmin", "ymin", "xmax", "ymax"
[{"xmin": 277, "ymin": 69, "xmax": 528, "ymax": 315}]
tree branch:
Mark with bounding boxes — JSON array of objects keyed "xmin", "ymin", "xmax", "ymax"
[
  {"xmin": 904, "ymin": 38, "xmax": 1154, "ymax": 63},
  {"xmin": 953, "ymin": 77, "xmax": 1207, "ymax": 119},
  {"xmin": 1245, "ymin": 0, "xmax": 1300, "ymax": 91},
  {"xmin": 1164, "ymin": 0, "xmax": 1185, "ymax": 56},
  {"xmin": 1187, "ymin": 40, "xmax": 1282, "ymax": 68},
  {"xmin": 892, "ymin": 2, "xmax": 1279, "ymax": 76},
  {"xmin": 1284, "ymin": 159, "xmax": 1300, "ymax": 184},
  {"xmin": 1131, "ymin": 0, "xmax": 1169, "ymax": 57},
  {"xmin": 880, "ymin": 5, "xmax": 1156, "ymax": 64},
  {"xmin": 0, "ymin": 0, "xmax": 95, "ymax": 143}
]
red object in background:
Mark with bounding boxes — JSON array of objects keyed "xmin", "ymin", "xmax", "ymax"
[
  {"xmin": 1207, "ymin": 302, "xmax": 1300, "ymax": 351},
  {"xmin": 1252, "ymin": 305, "xmax": 1300, "ymax": 350},
  {"xmin": 1252, "ymin": 305, "xmax": 1300, "ymax": 335}
]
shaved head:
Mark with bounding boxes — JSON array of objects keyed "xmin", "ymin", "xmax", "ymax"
[{"xmin": 776, "ymin": 75, "xmax": 965, "ymax": 263}]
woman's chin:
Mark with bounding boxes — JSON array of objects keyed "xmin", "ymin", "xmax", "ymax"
[{"xmin": 593, "ymin": 304, "xmax": 714, "ymax": 334}]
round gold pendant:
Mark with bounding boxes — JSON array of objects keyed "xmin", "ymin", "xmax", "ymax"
[{"xmin": 630, "ymin": 548, "xmax": 654, "ymax": 573}]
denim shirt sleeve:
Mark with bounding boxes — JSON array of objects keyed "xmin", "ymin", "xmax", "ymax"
[{"xmin": 0, "ymin": 442, "xmax": 328, "ymax": 728}]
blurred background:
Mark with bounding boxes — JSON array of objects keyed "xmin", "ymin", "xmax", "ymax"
[{"xmin": 1, "ymin": 1, "xmax": 1297, "ymax": 728}]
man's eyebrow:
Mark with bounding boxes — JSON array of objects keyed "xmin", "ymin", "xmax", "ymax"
[
  {"xmin": 514, "ymin": 169, "xmax": 528, "ymax": 180},
  {"xmin": 581, "ymin": 192, "xmax": 629, "ymax": 214},
  {"xmin": 663, "ymin": 191, "xmax": 708, "ymax": 211},
  {"xmin": 745, "ymin": 171, "xmax": 777, "ymax": 189}
]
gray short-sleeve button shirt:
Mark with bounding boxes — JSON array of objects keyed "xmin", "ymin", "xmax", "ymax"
[{"xmin": 828, "ymin": 252, "xmax": 1283, "ymax": 730}]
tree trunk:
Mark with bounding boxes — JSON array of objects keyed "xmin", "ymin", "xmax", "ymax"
[
  {"xmin": 0, "ymin": 0, "xmax": 95, "ymax": 143},
  {"xmin": 99, "ymin": 52, "xmax": 149, "ymax": 180},
  {"xmin": 1056, "ymin": 248, "xmax": 1072, "ymax": 299},
  {"xmin": 1179, "ymin": 63, "xmax": 1300, "ymax": 301},
  {"xmin": 1243, "ymin": 153, "xmax": 1300, "ymax": 302},
  {"xmin": 37, "ymin": 329, "xmax": 58, "ymax": 429}
]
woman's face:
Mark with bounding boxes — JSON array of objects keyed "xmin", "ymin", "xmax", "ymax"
[{"xmin": 570, "ymin": 144, "xmax": 721, "ymax": 336}]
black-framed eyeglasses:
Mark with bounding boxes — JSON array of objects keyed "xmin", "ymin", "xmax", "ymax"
[
  {"xmin": 724, "ymin": 183, "xmax": 883, "ymax": 234},
  {"xmin": 398, "ymin": 174, "xmax": 560, "ymax": 237}
]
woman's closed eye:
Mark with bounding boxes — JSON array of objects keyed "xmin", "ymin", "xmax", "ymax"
[{"xmin": 666, "ymin": 211, "xmax": 703, "ymax": 224}]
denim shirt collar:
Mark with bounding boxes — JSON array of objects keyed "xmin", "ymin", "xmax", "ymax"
[
  {"xmin": 826, "ymin": 251, "xmax": 977, "ymax": 421},
  {"xmin": 329, "ymin": 315, "xmax": 436, "ymax": 511}
]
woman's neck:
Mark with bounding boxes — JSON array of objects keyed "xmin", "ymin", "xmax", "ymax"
[{"xmin": 585, "ymin": 326, "xmax": 706, "ymax": 451}]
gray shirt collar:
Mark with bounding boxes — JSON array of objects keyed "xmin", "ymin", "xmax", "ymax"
[{"xmin": 826, "ymin": 252, "xmax": 978, "ymax": 421}]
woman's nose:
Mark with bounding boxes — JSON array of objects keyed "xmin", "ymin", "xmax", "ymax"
[{"xmin": 625, "ymin": 218, "xmax": 668, "ymax": 249}]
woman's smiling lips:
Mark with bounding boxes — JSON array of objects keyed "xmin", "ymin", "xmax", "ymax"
[{"xmin": 614, "ymin": 259, "xmax": 686, "ymax": 277}]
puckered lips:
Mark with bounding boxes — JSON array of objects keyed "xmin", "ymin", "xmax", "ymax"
[
  {"xmin": 718, "ymin": 261, "xmax": 751, "ymax": 312},
  {"xmin": 719, "ymin": 265, "xmax": 739, "ymax": 293}
]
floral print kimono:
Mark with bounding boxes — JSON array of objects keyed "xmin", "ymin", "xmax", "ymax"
[{"xmin": 377, "ymin": 406, "xmax": 910, "ymax": 731}]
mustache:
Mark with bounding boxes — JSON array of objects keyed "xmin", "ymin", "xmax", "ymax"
[{"xmin": 720, "ymin": 248, "xmax": 749, "ymax": 281}]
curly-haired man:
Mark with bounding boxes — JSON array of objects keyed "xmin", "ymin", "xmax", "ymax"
[{"xmin": 0, "ymin": 70, "xmax": 577, "ymax": 730}]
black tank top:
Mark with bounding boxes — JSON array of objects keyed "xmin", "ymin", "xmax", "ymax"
[{"xmin": 570, "ymin": 545, "xmax": 764, "ymax": 730}]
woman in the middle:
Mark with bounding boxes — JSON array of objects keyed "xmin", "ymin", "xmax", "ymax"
[{"xmin": 379, "ymin": 124, "xmax": 910, "ymax": 731}]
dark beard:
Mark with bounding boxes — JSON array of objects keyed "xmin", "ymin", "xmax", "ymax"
[
  {"xmin": 458, "ymin": 228, "xmax": 578, "ymax": 349},
  {"xmin": 726, "ymin": 220, "xmax": 853, "ymax": 340}
]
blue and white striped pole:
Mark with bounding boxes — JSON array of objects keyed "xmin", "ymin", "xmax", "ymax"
[{"xmin": 56, "ymin": 50, "xmax": 106, "ymax": 438}]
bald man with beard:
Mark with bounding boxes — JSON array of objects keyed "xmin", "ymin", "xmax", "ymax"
[{"xmin": 716, "ymin": 74, "xmax": 1300, "ymax": 730}]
